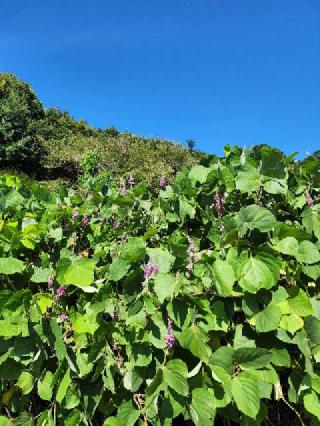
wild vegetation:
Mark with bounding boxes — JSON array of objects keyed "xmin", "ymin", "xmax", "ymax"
[
  {"xmin": 1, "ymin": 73, "xmax": 320, "ymax": 425},
  {"xmin": 0, "ymin": 73, "xmax": 208, "ymax": 188}
]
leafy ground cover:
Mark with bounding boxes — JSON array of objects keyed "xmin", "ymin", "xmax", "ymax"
[{"xmin": 0, "ymin": 145, "xmax": 319, "ymax": 425}]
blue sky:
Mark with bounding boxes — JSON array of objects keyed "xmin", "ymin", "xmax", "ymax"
[{"xmin": 1, "ymin": 0, "xmax": 319, "ymax": 157}]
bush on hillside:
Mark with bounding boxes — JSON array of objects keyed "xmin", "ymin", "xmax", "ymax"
[{"xmin": 0, "ymin": 73, "xmax": 45, "ymax": 174}]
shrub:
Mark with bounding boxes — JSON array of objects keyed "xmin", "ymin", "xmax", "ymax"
[
  {"xmin": 0, "ymin": 73, "xmax": 45, "ymax": 174},
  {"xmin": 0, "ymin": 145, "xmax": 319, "ymax": 425}
]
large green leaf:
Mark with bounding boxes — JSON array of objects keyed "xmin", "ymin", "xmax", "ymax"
[
  {"xmin": 147, "ymin": 248, "xmax": 175, "ymax": 273},
  {"xmin": 17, "ymin": 371, "xmax": 34, "ymax": 395},
  {"xmin": 153, "ymin": 273, "xmax": 176, "ymax": 303},
  {"xmin": 163, "ymin": 359, "xmax": 188, "ymax": 396},
  {"xmin": 0, "ymin": 258, "xmax": 25, "ymax": 275},
  {"xmin": 239, "ymin": 257, "xmax": 275, "ymax": 293},
  {"xmin": 212, "ymin": 259, "xmax": 235, "ymax": 297},
  {"xmin": 296, "ymin": 241, "xmax": 320, "ymax": 265},
  {"xmin": 178, "ymin": 324, "xmax": 212, "ymax": 363},
  {"xmin": 190, "ymin": 388, "xmax": 216, "ymax": 426},
  {"xmin": 238, "ymin": 205, "xmax": 276, "ymax": 237},
  {"xmin": 255, "ymin": 304, "xmax": 282, "ymax": 332},
  {"xmin": 188, "ymin": 165, "xmax": 210, "ymax": 184},
  {"xmin": 109, "ymin": 258, "xmax": 129, "ymax": 281},
  {"xmin": 37, "ymin": 371, "xmax": 54, "ymax": 401},
  {"xmin": 56, "ymin": 368, "xmax": 71, "ymax": 403},
  {"xmin": 233, "ymin": 348, "xmax": 272, "ymax": 370},
  {"xmin": 121, "ymin": 237, "xmax": 146, "ymax": 263},
  {"xmin": 236, "ymin": 164, "xmax": 261, "ymax": 193},
  {"xmin": 60, "ymin": 259, "xmax": 95, "ymax": 287},
  {"xmin": 231, "ymin": 372, "xmax": 260, "ymax": 418},
  {"xmin": 303, "ymin": 390, "xmax": 320, "ymax": 418}
]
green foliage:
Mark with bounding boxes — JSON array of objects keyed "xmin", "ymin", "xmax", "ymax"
[
  {"xmin": 0, "ymin": 73, "xmax": 45, "ymax": 173},
  {"xmin": 1, "ymin": 138, "xmax": 320, "ymax": 423}
]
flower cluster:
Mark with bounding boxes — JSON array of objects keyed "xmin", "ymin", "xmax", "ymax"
[
  {"xmin": 164, "ymin": 317, "xmax": 176, "ymax": 348},
  {"xmin": 119, "ymin": 181, "xmax": 128, "ymax": 196},
  {"xmin": 214, "ymin": 191, "xmax": 224, "ymax": 217},
  {"xmin": 306, "ymin": 192, "xmax": 314, "ymax": 206},
  {"xmin": 55, "ymin": 287, "xmax": 66, "ymax": 299},
  {"xmin": 143, "ymin": 261, "xmax": 160, "ymax": 280},
  {"xmin": 128, "ymin": 175, "xmax": 135, "ymax": 186},
  {"xmin": 112, "ymin": 219, "xmax": 120, "ymax": 229},
  {"xmin": 185, "ymin": 236, "xmax": 197, "ymax": 278},
  {"xmin": 159, "ymin": 176, "xmax": 168, "ymax": 188},
  {"xmin": 82, "ymin": 216, "xmax": 89, "ymax": 227},
  {"xmin": 72, "ymin": 210, "xmax": 79, "ymax": 221},
  {"xmin": 58, "ymin": 313, "xmax": 69, "ymax": 323},
  {"xmin": 47, "ymin": 276, "xmax": 54, "ymax": 289}
]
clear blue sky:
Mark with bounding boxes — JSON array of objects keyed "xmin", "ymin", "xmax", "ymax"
[{"xmin": 1, "ymin": 0, "xmax": 319, "ymax": 156}]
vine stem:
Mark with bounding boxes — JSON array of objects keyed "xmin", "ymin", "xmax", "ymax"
[{"xmin": 281, "ymin": 397, "xmax": 306, "ymax": 426}]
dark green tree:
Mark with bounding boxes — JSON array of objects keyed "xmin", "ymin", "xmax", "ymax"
[{"xmin": 0, "ymin": 73, "xmax": 45, "ymax": 173}]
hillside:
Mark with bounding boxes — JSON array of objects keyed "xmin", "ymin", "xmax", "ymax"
[{"xmin": 0, "ymin": 73, "xmax": 209, "ymax": 188}]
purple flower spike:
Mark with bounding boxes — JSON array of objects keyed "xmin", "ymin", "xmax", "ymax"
[
  {"xmin": 143, "ymin": 262, "xmax": 160, "ymax": 279},
  {"xmin": 82, "ymin": 216, "xmax": 89, "ymax": 227},
  {"xmin": 214, "ymin": 192, "xmax": 224, "ymax": 217},
  {"xmin": 119, "ymin": 181, "xmax": 128, "ymax": 196},
  {"xmin": 112, "ymin": 219, "xmax": 120, "ymax": 229},
  {"xmin": 72, "ymin": 210, "xmax": 79, "ymax": 221},
  {"xmin": 165, "ymin": 318, "xmax": 176, "ymax": 348},
  {"xmin": 128, "ymin": 175, "xmax": 135, "ymax": 186},
  {"xmin": 159, "ymin": 176, "xmax": 168, "ymax": 188},
  {"xmin": 187, "ymin": 237, "xmax": 196, "ymax": 254},
  {"xmin": 47, "ymin": 276, "xmax": 54, "ymax": 289},
  {"xmin": 55, "ymin": 287, "xmax": 66, "ymax": 299}
]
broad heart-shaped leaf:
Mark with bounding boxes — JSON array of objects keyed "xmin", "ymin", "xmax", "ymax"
[
  {"xmin": 212, "ymin": 260, "xmax": 235, "ymax": 297},
  {"xmin": 30, "ymin": 267, "xmax": 51, "ymax": 283},
  {"xmin": 302, "ymin": 206, "xmax": 320, "ymax": 240},
  {"xmin": 233, "ymin": 348, "xmax": 272, "ymax": 370},
  {"xmin": 178, "ymin": 324, "xmax": 212, "ymax": 363},
  {"xmin": 235, "ymin": 164, "xmax": 261, "ymax": 193},
  {"xmin": 153, "ymin": 273, "xmax": 175, "ymax": 303},
  {"xmin": 231, "ymin": 371, "xmax": 260, "ymax": 419},
  {"xmin": 190, "ymin": 388, "xmax": 216, "ymax": 426},
  {"xmin": 279, "ymin": 313, "xmax": 304, "ymax": 334},
  {"xmin": 0, "ymin": 320, "xmax": 21, "ymax": 337},
  {"xmin": 147, "ymin": 248, "xmax": 175, "ymax": 273},
  {"xmin": 238, "ymin": 205, "xmax": 276, "ymax": 237},
  {"xmin": 209, "ymin": 347, "xmax": 235, "ymax": 374},
  {"xmin": 188, "ymin": 165, "xmax": 210, "ymax": 184},
  {"xmin": 296, "ymin": 240, "xmax": 320, "ymax": 264},
  {"xmin": 255, "ymin": 304, "xmax": 282, "ymax": 332},
  {"xmin": 287, "ymin": 288, "xmax": 313, "ymax": 317},
  {"xmin": 0, "ymin": 258, "xmax": 25, "ymax": 275},
  {"xmin": 121, "ymin": 237, "xmax": 146, "ymax": 263},
  {"xmin": 109, "ymin": 258, "xmax": 129, "ymax": 281},
  {"xmin": 274, "ymin": 237, "xmax": 299, "ymax": 256},
  {"xmin": 62, "ymin": 259, "xmax": 95, "ymax": 287},
  {"xmin": 163, "ymin": 359, "xmax": 188, "ymax": 396},
  {"xmin": 303, "ymin": 390, "xmax": 320, "ymax": 418},
  {"xmin": 37, "ymin": 371, "xmax": 54, "ymax": 401},
  {"xmin": 179, "ymin": 198, "xmax": 196, "ymax": 221},
  {"xmin": 17, "ymin": 371, "xmax": 34, "ymax": 395},
  {"xmin": 239, "ymin": 257, "xmax": 275, "ymax": 293}
]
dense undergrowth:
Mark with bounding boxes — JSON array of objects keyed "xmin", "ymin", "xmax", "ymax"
[{"xmin": 0, "ymin": 145, "xmax": 319, "ymax": 425}]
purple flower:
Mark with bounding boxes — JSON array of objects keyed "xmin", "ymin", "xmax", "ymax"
[
  {"xmin": 72, "ymin": 210, "xmax": 79, "ymax": 221},
  {"xmin": 143, "ymin": 262, "xmax": 160, "ymax": 279},
  {"xmin": 47, "ymin": 276, "xmax": 54, "ymax": 289},
  {"xmin": 187, "ymin": 237, "xmax": 196, "ymax": 254},
  {"xmin": 55, "ymin": 287, "xmax": 66, "ymax": 299},
  {"xmin": 58, "ymin": 313, "xmax": 69, "ymax": 322},
  {"xmin": 128, "ymin": 175, "xmax": 135, "ymax": 186},
  {"xmin": 119, "ymin": 181, "xmax": 128, "ymax": 196},
  {"xmin": 186, "ymin": 261, "xmax": 193, "ymax": 272},
  {"xmin": 82, "ymin": 216, "xmax": 89, "ymax": 227},
  {"xmin": 214, "ymin": 192, "xmax": 224, "ymax": 217},
  {"xmin": 159, "ymin": 176, "xmax": 168, "ymax": 188},
  {"xmin": 165, "ymin": 318, "xmax": 176, "ymax": 348},
  {"xmin": 306, "ymin": 193, "xmax": 314, "ymax": 206},
  {"xmin": 112, "ymin": 219, "xmax": 120, "ymax": 229}
]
